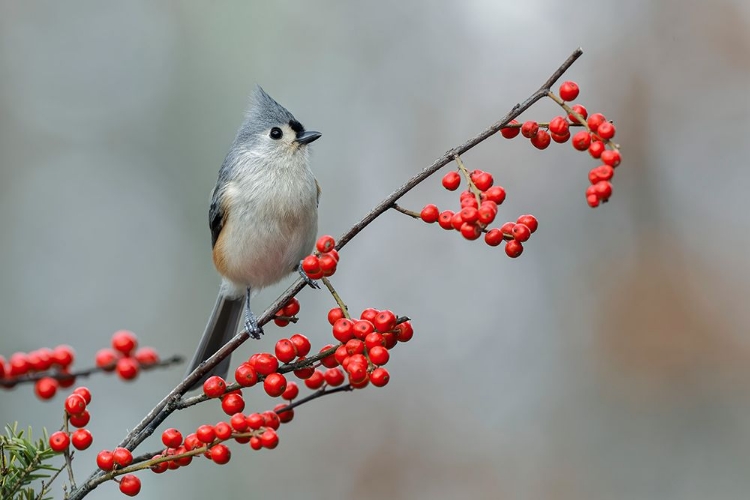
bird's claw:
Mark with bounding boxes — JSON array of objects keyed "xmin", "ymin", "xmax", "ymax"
[
  {"xmin": 298, "ymin": 265, "xmax": 321, "ymax": 289},
  {"xmin": 245, "ymin": 319, "xmax": 263, "ymax": 340}
]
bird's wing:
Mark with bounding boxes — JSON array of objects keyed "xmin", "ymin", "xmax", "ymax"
[
  {"xmin": 209, "ymin": 188, "xmax": 225, "ymax": 248},
  {"xmin": 315, "ymin": 179, "xmax": 322, "ymax": 208}
]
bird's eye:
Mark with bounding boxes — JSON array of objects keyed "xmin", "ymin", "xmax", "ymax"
[{"xmin": 270, "ymin": 127, "xmax": 283, "ymax": 140}]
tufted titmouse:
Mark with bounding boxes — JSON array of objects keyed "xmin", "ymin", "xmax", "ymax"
[{"xmin": 186, "ymin": 86, "xmax": 321, "ymax": 385}]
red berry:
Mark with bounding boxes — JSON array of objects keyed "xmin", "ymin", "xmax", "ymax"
[
  {"xmin": 500, "ymin": 119, "xmax": 520, "ymax": 139},
  {"xmin": 324, "ymin": 367, "xmax": 345, "ymax": 386},
  {"xmin": 214, "ymin": 421, "xmax": 232, "ymax": 440},
  {"xmin": 246, "ymin": 413, "xmax": 264, "ymax": 430},
  {"xmin": 289, "ymin": 334, "xmax": 311, "ymax": 357},
  {"xmin": 335, "ymin": 345, "xmax": 349, "ymax": 365},
  {"xmin": 281, "ymin": 381, "xmax": 299, "ymax": 400},
  {"xmin": 365, "ymin": 332, "xmax": 385, "ymax": 349},
  {"xmin": 471, "ymin": 171, "xmax": 494, "ymax": 191},
  {"xmin": 588, "ymin": 165, "xmax": 614, "ymax": 184},
  {"xmin": 420, "ymin": 204, "xmax": 439, "ymax": 223},
  {"xmin": 373, "ymin": 310, "xmax": 397, "ymax": 332},
  {"xmin": 514, "ymin": 215, "xmax": 537, "ymax": 234},
  {"xmin": 49, "ymin": 431, "xmax": 70, "ymax": 452},
  {"xmin": 359, "ymin": 308, "xmax": 378, "ymax": 323},
  {"xmin": 587, "ymin": 113, "xmax": 606, "ymax": 133},
  {"xmin": 263, "ymin": 373, "xmax": 287, "ymax": 397},
  {"xmin": 368, "ymin": 346, "xmax": 390, "ymax": 366},
  {"xmin": 262, "ymin": 411, "xmax": 281, "ymax": 430},
  {"xmin": 332, "ymin": 318, "xmax": 355, "ymax": 343},
  {"xmin": 249, "ymin": 437, "xmax": 262, "ymax": 450},
  {"xmin": 203, "ymin": 375, "xmax": 227, "ymax": 397},
  {"xmin": 229, "ymin": 413, "xmax": 248, "ymax": 432},
  {"xmin": 484, "ymin": 228, "xmax": 503, "ymax": 246},
  {"xmin": 196, "ymin": 425, "xmax": 216, "ymax": 444},
  {"xmin": 451, "ymin": 211, "xmax": 464, "ymax": 231},
  {"xmin": 69, "ymin": 410, "xmax": 90, "ymax": 428},
  {"xmin": 281, "ymin": 297, "xmax": 300, "ymax": 317},
  {"xmin": 568, "ymin": 104, "xmax": 588, "ymax": 124},
  {"xmin": 345, "ymin": 339, "xmax": 365, "ymax": 356},
  {"xmin": 116, "ymin": 357, "xmax": 139, "ymax": 381},
  {"xmin": 221, "ymin": 393, "xmax": 245, "ymax": 415},
  {"xmin": 353, "ymin": 320, "xmax": 375, "ymax": 340},
  {"xmin": 327, "ymin": 307, "xmax": 345, "ymax": 325},
  {"xmin": 484, "ymin": 186, "xmax": 506, "ymax": 205},
  {"xmin": 597, "ymin": 121, "xmax": 615, "ymax": 140},
  {"xmin": 571, "ymin": 130, "xmax": 591, "ymax": 151},
  {"xmin": 260, "ymin": 429, "xmax": 279, "ymax": 449},
  {"xmin": 394, "ymin": 321, "xmax": 414, "ymax": 343},
  {"xmin": 370, "ymin": 367, "xmax": 390, "ymax": 387},
  {"xmin": 150, "ymin": 455, "xmax": 169, "ymax": 474},
  {"xmin": 319, "ymin": 344, "xmax": 339, "ymax": 368},
  {"xmin": 71, "ymin": 429, "xmax": 93, "ymax": 450},
  {"xmin": 460, "ymin": 223, "xmax": 482, "ymax": 240},
  {"xmin": 234, "ymin": 363, "xmax": 258, "ymax": 387},
  {"xmin": 382, "ymin": 332, "xmax": 398, "ymax": 349},
  {"xmin": 95, "ymin": 348, "xmax": 118, "ymax": 371},
  {"xmin": 97, "ymin": 450, "xmax": 114, "ymax": 471},
  {"xmin": 292, "ymin": 359, "xmax": 315, "ymax": 380},
  {"xmin": 505, "ymin": 240, "xmax": 524, "ymax": 258},
  {"xmin": 316, "ymin": 235, "xmax": 336, "ymax": 253},
  {"xmin": 551, "ymin": 131, "xmax": 570, "ymax": 144},
  {"xmin": 500, "ymin": 221, "xmax": 515, "ymax": 236},
  {"xmin": 549, "ymin": 116, "xmax": 569, "ymax": 135},
  {"xmin": 460, "ymin": 206, "xmax": 479, "ymax": 224},
  {"xmin": 304, "ymin": 369, "xmax": 325, "ymax": 390},
  {"xmin": 559, "ymin": 80, "xmax": 580, "ymax": 101},
  {"xmin": 274, "ymin": 339, "xmax": 297, "ymax": 364},
  {"xmin": 134, "ymin": 347, "xmax": 159, "ymax": 365},
  {"xmin": 301, "ymin": 255, "xmax": 321, "ymax": 275},
  {"xmin": 600, "ymin": 149, "xmax": 621, "ymax": 167},
  {"xmin": 161, "ymin": 428, "xmax": 183, "ymax": 448},
  {"xmin": 437, "ymin": 210, "xmax": 455, "ymax": 230},
  {"xmin": 27, "ymin": 349, "xmax": 52, "ymax": 371},
  {"xmin": 319, "ymin": 253, "xmax": 337, "ymax": 277},
  {"xmin": 350, "ymin": 375, "xmax": 370, "ymax": 389},
  {"xmin": 209, "ymin": 443, "xmax": 231, "ymax": 464},
  {"xmin": 441, "ymin": 171, "xmax": 461, "ymax": 191},
  {"xmin": 478, "ymin": 204, "xmax": 497, "ymax": 225},
  {"xmin": 511, "ymin": 223, "xmax": 531, "ymax": 242},
  {"xmin": 594, "ymin": 181, "xmax": 613, "ymax": 201},
  {"xmin": 113, "ymin": 447, "xmax": 133, "ymax": 468},
  {"xmin": 254, "ymin": 353, "xmax": 279, "ymax": 375},
  {"xmin": 112, "ymin": 330, "xmax": 137, "ymax": 355},
  {"xmin": 65, "ymin": 394, "xmax": 87, "ymax": 415},
  {"xmin": 588, "ymin": 141, "xmax": 605, "ymax": 159},
  {"xmin": 274, "ymin": 403, "xmax": 294, "ymax": 423},
  {"xmin": 521, "ymin": 120, "xmax": 539, "ymax": 138},
  {"xmin": 51, "ymin": 345, "xmax": 75, "ymax": 367},
  {"xmin": 34, "ymin": 377, "xmax": 58, "ymax": 400},
  {"xmin": 119, "ymin": 475, "xmax": 141, "ymax": 496},
  {"xmin": 530, "ymin": 130, "xmax": 551, "ymax": 150},
  {"xmin": 183, "ymin": 433, "xmax": 201, "ymax": 451}
]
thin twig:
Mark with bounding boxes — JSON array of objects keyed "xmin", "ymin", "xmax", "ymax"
[
  {"xmin": 67, "ymin": 48, "xmax": 583, "ymax": 500},
  {"xmin": 321, "ymin": 277, "xmax": 351, "ymax": 319},
  {"xmin": 391, "ymin": 204, "xmax": 421, "ymax": 219}
]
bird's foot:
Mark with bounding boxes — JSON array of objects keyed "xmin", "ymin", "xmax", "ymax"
[
  {"xmin": 244, "ymin": 307, "xmax": 263, "ymax": 340},
  {"xmin": 297, "ymin": 263, "xmax": 321, "ymax": 289}
]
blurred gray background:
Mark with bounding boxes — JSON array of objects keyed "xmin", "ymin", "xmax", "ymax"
[{"xmin": 1, "ymin": 1, "xmax": 749, "ymax": 499}]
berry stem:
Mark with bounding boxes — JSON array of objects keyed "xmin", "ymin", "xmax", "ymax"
[
  {"xmin": 62, "ymin": 413, "xmax": 77, "ymax": 490},
  {"xmin": 321, "ymin": 277, "xmax": 351, "ymax": 320},
  {"xmin": 391, "ymin": 203, "xmax": 421, "ymax": 219},
  {"xmin": 454, "ymin": 155, "xmax": 482, "ymax": 207}
]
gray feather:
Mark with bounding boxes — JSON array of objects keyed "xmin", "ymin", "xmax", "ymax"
[{"xmin": 186, "ymin": 293, "xmax": 244, "ymax": 389}]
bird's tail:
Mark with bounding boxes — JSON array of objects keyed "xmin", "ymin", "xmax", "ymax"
[{"xmin": 185, "ymin": 292, "xmax": 244, "ymax": 389}]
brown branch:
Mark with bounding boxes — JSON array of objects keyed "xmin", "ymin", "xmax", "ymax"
[{"xmin": 67, "ymin": 47, "xmax": 583, "ymax": 500}]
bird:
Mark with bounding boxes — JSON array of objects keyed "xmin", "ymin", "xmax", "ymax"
[{"xmin": 185, "ymin": 86, "xmax": 322, "ymax": 386}]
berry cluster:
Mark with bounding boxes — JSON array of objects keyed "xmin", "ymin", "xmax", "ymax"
[
  {"xmin": 0, "ymin": 345, "xmax": 76, "ymax": 397},
  {"xmin": 418, "ymin": 161, "xmax": 539, "ymax": 258},
  {"xmin": 48, "ymin": 386, "xmax": 95, "ymax": 453},
  {"xmin": 300, "ymin": 235, "xmax": 340, "ymax": 279},
  {"xmin": 273, "ymin": 297, "xmax": 300, "ymax": 327},
  {"xmin": 95, "ymin": 330, "xmax": 160, "ymax": 381},
  {"xmin": 499, "ymin": 80, "xmax": 622, "ymax": 207},
  {"xmin": 96, "ymin": 448, "xmax": 140, "ymax": 496}
]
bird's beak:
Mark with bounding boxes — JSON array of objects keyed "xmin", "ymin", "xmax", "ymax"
[{"xmin": 295, "ymin": 130, "xmax": 322, "ymax": 145}]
